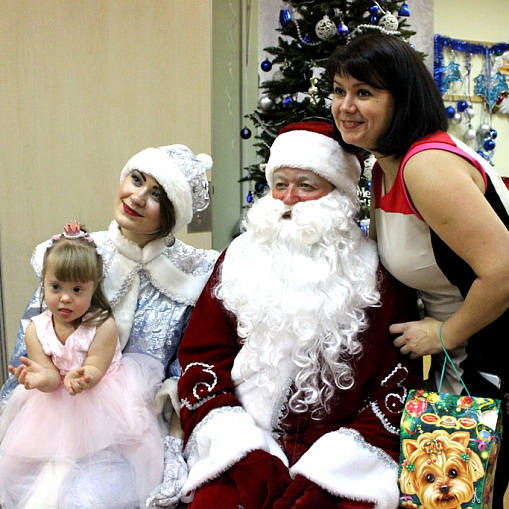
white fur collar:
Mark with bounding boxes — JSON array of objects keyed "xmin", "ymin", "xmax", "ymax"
[
  {"xmin": 107, "ymin": 220, "xmax": 167, "ymax": 265},
  {"xmin": 105, "ymin": 221, "xmax": 209, "ymax": 307}
]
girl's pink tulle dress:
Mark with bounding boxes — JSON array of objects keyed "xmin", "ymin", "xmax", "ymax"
[{"xmin": 0, "ymin": 310, "xmax": 165, "ymax": 509}]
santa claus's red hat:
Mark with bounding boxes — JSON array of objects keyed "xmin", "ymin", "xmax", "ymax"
[{"xmin": 264, "ymin": 121, "xmax": 362, "ymax": 200}]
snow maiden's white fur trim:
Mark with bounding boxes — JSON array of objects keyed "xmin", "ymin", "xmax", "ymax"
[{"xmin": 103, "ymin": 222, "xmax": 210, "ymax": 347}]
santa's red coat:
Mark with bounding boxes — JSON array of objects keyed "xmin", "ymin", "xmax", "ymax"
[{"xmin": 178, "ymin": 249, "xmax": 423, "ymax": 509}]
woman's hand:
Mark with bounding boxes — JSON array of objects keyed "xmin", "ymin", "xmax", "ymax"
[{"xmin": 390, "ymin": 317, "xmax": 443, "ymax": 359}]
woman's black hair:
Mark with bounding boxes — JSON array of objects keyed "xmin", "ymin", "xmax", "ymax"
[
  {"xmin": 158, "ymin": 191, "xmax": 176, "ymax": 238},
  {"xmin": 326, "ymin": 33, "xmax": 448, "ymax": 158}
]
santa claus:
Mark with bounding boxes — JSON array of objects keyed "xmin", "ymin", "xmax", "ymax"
[{"xmin": 177, "ymin": 121, "xmax": 423, "ymax": 508}]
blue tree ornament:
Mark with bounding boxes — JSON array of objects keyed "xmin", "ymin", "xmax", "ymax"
[
  {"xmin": 474, "ymin": 72, "xmax": 509, "ymax": 111},
  {"xmin": 279, "ymin": 8, "xmax": 291, "ymax": 27},
  {"xmin": 283, "ymin": 96, "xmax": 293, "ymax": 108},
  {"xmin": 337, "ymin": 22, "xmax": 350, "ymax": 36},
  {"xmin": 456, "ymin": 100, "xmax": 468, "ymax": 112},
  {"xmin": 484, "ymin": 138, "xmax": 496, "ymax": 151},
  {"xmin": 445, "ymin": 106, "xmax": 456, "ymax": 118},
  {"xmin": 399, "ymin": 3, "xmax": 410, "ymax": 16},
  {"xmin": 261, "ymin": 59, "xmax": 272, "ymax": 72},
  {"xmin": 441, "ymin": 62, "xmax": 462, "ymax": 95},
  {"xmin": 240, "ymin": 127, "xmax": 252, "ymax": 139},
  {"xmin": 369, "ymin": 4, "xmax": 379, "ymax": 15}
]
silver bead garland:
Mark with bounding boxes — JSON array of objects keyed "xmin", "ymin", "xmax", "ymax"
[{"xmin": 294, "ymin": 17, "xmax": 321, "ymax": 47}]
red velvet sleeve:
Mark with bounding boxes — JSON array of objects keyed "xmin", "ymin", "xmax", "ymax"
[{"xmin": 178, "ymin": 251, "xmax": 242, "ymax": 445}]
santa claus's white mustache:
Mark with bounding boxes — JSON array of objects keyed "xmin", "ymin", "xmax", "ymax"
[{"xmin": 243, "ymin": 191, "xmax": 358, "ymax": 247}]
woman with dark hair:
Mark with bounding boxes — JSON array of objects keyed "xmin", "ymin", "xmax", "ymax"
[
  {"xmin": 327, "ymin": 32, "xmax": 509, "ymax": 505},
  {"xmin": 328, "ymin": 34, "xmax": 449, "ymax": 158},
  {"xmin": 0, "ymin": 145, "xmax": 219, "ymax": 508}
]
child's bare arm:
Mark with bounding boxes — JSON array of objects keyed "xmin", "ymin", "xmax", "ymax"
[
  {"xmin": 8, "ymin": 323, "xmax": 61, "ymax": 392},
  {"xmin": 65, "ymin": 317, "xmax": 118, "ymax": 395}
]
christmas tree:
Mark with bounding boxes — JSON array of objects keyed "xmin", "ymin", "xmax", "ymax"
[{"xmin": 241, "ymin": 0, "xmax": 416, "ymax": 221}]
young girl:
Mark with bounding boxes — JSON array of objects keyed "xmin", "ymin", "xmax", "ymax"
[{"xmin": 0, "ymin": 222, "xmax": 164, "ymax": 509}]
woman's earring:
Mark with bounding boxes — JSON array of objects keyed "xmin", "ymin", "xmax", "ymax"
[{"xmin": 165, "ymin": 233, "xmax": 175, "ymax": 247}]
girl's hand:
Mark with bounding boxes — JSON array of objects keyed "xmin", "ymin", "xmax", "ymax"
[
  {"xmin": 64, "ymin": 367, "xmax": 92, "ymax": 396},
  {"xmin": 390, "ymin": 317, "xmax": 443, "ymax": 359},
  {"xmin": 8, "ymin": 356, "xmax": 51, "ymax": 390}
]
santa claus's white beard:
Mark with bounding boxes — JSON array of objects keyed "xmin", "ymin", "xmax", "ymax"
[{"xmin": 215, "ymin": 191, "xmax": 380, "ymax": 417}]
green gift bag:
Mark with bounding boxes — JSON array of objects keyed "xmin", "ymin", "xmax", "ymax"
[{"xmin": 398, "ymin": 330, "xmax": 502, "ymax": 508}]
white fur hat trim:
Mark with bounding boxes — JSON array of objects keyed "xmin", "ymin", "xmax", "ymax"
[
  {"xmin": 120, "ymin": 145, "xmax": 211, "ymax": 233},
  {"xmin": 265, "ymin": 129, "xmax": 361, "ymax": 200}
]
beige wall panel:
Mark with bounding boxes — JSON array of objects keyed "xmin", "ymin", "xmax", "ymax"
[{"xmin": 0, "ymin": 0, "xmax": 212, "ymax": 360}]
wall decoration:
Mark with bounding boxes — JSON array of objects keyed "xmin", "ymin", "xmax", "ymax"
[{"xmin": 434, "ymin": 35, "xmax": 509, "ymax": 163}]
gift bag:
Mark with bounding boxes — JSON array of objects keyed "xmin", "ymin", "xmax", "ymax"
[{"xmin": 398, "ymin": 336, "xmax": 502, "ymax": 509}]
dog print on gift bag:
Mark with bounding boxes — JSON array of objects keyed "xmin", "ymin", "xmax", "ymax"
[{"xmin": 399, "ymin": 429, "xmax": 484, "ymax": 509}]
